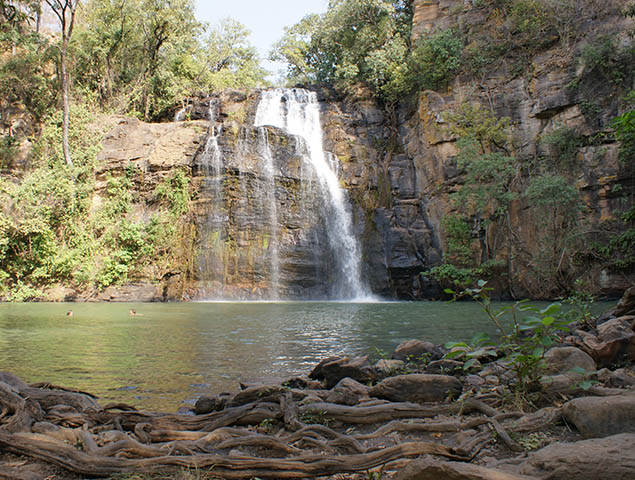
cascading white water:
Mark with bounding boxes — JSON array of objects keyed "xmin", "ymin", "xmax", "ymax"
[
  {"xmin": 198, "ymin": 102, "xmax": 226, "ymax": 289},
  {"xmin": 254, "ymin": 88, "xmax": 370, "ymax": 300},
  {"xmin": 256, "ymin": 127, "xmax": 280, "ymax": 298}
]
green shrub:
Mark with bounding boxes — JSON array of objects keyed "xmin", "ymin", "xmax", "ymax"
[{"xmin": 409, "ymin": 29, "xmax": 463, "ymax": 92}]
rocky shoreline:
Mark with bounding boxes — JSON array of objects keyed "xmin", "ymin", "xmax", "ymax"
[{"xmin": 0, "ymin": 288, "xmax": 634, "ymax": 479}]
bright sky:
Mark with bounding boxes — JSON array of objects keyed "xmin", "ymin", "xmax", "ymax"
[{"xmin": 195, "ymin": 0, "xmax": 329, "ymax": 78}]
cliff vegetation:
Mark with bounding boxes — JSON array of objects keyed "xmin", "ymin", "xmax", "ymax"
[{"xmin": 0, "ymin": 0, "xmax": 633, "ymax": 300}]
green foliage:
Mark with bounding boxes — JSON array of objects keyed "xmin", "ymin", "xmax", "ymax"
[
  {"xmin": 580, "ymin": 35, "xmax": 635, "ymax": 86},
  {"xmin": 73, "ymin": 1, "xmax": 267, "ymax": 119},
  {"xmin": 155, "ymin": 169, "xmax": 190, "ymax": 218},
  {"xmin": 541, "ymin": 126, "xmax": 583, "ymax": 169},
  {"xmin": 0, "ymin": 135, "xmax": 18, "ymax": 168},
  {"xmin": 0, "ymin": 26, "xmax": 57, "ymax": 123},
  {"xmin": 409, "ymin": 29, "xmax": 463, "ymax": 92},
  {"xmin": 272, "ymin": 0, "xmax": 414, "ymax": 103},
  {"xmin": 613, "ymin": 91, "xmax": 635, "ymax": 166},
  {"xmin": 270, "ymin": 14, "xmax": 322, "ymax": 85},
  {"xmin": 202, "ymin": 18, "xmax": 269, "ymax": 92},
  {"xmin": 445, "ymin": 281, "xmax": 573, "ymax": 395},
  {"xmin": 442, "ymin": 214, "xmax": 472, "ymax": 266}
]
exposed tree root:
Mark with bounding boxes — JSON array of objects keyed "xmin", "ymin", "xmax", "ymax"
[{"xmin": 0, "ymin": 376, "xmax": 567, "ymax": 478}]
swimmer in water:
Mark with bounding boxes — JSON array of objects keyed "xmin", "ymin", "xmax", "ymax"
[
  {"xmin": 129, "ymin": 309, "xmax": 144, "ymax": 316},
  {"xmin": 67, "ymin": 310, "xmax": 73, "ymax": 317}
]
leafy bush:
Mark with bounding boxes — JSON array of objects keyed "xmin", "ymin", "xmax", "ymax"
[
  {"xmin": 409, "ymin": 29, "xmax": 463, "ymax": 92},
  {"xmin": 580, "ymin": 35, "xmax": 635, "ymax": 86},
  {"xmin": 541, "ymin": 126, "xmax": 583, "ymax": 168},
  {"xmin": 445, "ymin": 280, "xmax": 573, "ymax": 397}
]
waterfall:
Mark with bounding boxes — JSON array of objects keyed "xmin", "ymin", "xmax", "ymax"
[
  {"xmin": 256, "ymin": 127, "xmax": 280, "ymax": 298},
  {"xmin": 254, "ymin": 88, "xmax": 370, "ymax": 300},
  {"xmin": 197, "ymin": 102, "xmax": 226, "ymax": 291}
]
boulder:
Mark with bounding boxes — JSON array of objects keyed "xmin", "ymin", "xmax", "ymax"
[
  {"xmin": 519, "ymin": 433, "xmax": 635, "ymax": 480},
  {"xmin": 194, "ymin": 394, "xmax": 229, "ymax": 415},
  {"xmin": 369, "ymin": 374, "xmax": 462, "ymax": 403},
  {"xmin": 543, "ymin": 346, "xmax": 596, "ymax": 375},
  {"xmin": 573, "ymin": 318, "xmax": 635, "ymax": 367},
  {"xmin": 596, "ymin": 317, "xmax": 635, "ymax": 365},
  {"xmin": 326, "ymin": 378, "xmax": 370, "ymax": 406},
  {"xmin": 281, "ymin": 377, "xmax": 323, "ymax": 390},
  {"xmin": 0, "ymin": 372, "xmax": 30, "ymax": 391},
  {"xmin": 392, "ymin": 339, "xmax": 444, "ymax": 362},
  {"xmin": 562, "ymin": 394, "xmax": 635, "ymax": 438},
  {"xmin": 394, "ymin": 456, "xmax": 536, "ymax": 480},
  {"xmin": 597, "ymin": 367, "xmax": 635, "ymax": 388},
  {"xmin": 308, "ymin": 356, "xmax": 344, "ymax": 381},
  {"xmin": 311, "ymin": 356, "xmax": 376, "ymax": 388},
  {"xmin": 228, "ymin": 385, "xmax": 287, "ymax": 407},
  {"xmin": 374, "ymin": 359, "xmax": 406, "ymax": 378},
  {"xmin": 426, "ymin": 359, "xmax": 464, "ymax": 375},
  {"xmin": 614, "ymin": 286, "xmax": 635, "ymax": 317}
]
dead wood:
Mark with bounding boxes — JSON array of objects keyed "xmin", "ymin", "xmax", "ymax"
[
  {"xmin": 0, "ymin": 431, "xmax": 467, "ymax": 478},
  {"xmin": 298, "ymin": 401, "xmax": 470, "ymax": 424}
]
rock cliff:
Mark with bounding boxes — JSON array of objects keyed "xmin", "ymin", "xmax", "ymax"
[{"xmin": 82, "ymin": 1, "xmax": 635, "ymax": 300}]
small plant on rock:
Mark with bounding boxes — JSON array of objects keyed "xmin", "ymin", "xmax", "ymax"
[{"xmin": 445, "ymin": 280, "xmax": 573, "ymax": 398}]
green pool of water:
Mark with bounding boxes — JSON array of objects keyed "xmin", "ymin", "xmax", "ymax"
[{"xmin": 0, "ymin": 300, "xmax": 613, "ymax": 411}]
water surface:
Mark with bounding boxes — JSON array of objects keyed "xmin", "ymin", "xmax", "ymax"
[{"xmin": 0, "ymin": 301, "xmax": 612, "ymax": 411}]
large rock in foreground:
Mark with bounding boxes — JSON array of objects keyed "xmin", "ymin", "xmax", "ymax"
[
  {"xmin": 369, "ymin": 374, "xmax": 462, "ymax": 403},
  {"xmin": 519, "ymin": 433, "xmax": 635, "ymax": 480},
  {"xmin": 309, "ymin": 356, "xmax": 376, "ymax": 388},
  {"xmin": 395, "ymin": 456, "xmax": 537, "ymax": 480},
  {"xmin": 614, "ymin": 286, "xmax": 635, "ymax": 316},
  {"xmin": 543, "ymin": 347, "xmax": 595, "ymax": 375},
  {"xmin": 392, "ymin": 339, "xmax": 444, "ymax": 362},
  {"xmin": 562, "ymin": 393, "xmax": 635, "ymax": 438}
]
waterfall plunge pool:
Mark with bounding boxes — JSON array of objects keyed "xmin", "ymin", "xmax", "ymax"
[{"xmin": 0, "ymin": 300, "xmax": 613, "ymax": 411}]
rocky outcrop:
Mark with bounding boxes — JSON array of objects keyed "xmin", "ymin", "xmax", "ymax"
[
  {"xmin": 396, "ymin": 457, "xmax": 536, "ymax": 480},
  {"xmin": 562, "ymin": 394, "xmax": 635, "ymax": 438},
  {"xmin": 369, "ymin": 373, "xmax": 462, "ymax": 403},
  {"xmin": 85, "ymin": 2, "xmax": 633, "ymax": 301},
  {"xmin": 518, "ymin": 433, "xmax": 635, "ymax": 480}
]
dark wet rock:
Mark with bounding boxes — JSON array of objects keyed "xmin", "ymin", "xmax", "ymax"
[
  {"xmin": 392, "ymin": 339, "xmax": 444, "ymax": 362},
  {"xmin": 543, "ymin": 346, "xmax": 596, "ymax": 375},
  {"xmin": 194, "ymin": 394, "xmax": 230, "ymax": 414},
  {"xmin": 326, "ymin": 378, "xmax": 370, "ymax": 406},
  {"xmin": 228, "ymin": 385, "xmax": 287, "ymax": 407},
  {"xmin": 614, "ymin": 286, "xmax": 635, "ymax": 317},
  {"xmin": 518, "ymin": 433, "xmax": 635, "ymax": 480},
  {"xmin": 281, "ymin": 377, "xmax": 323, "ymax": 390},
  {"xmin": 312, "ymin": 356, "xmax": 376, "ymax": 389},
  {"xmin": 426, "ymin": 359, "xmax": 464, "ymax": 375},
  {"xmin": 309, "ymin": 356, "xmax": 344, "ymax": 381},
  {"xmin": 369, "ymin": 374, "xmax": 462, "ymax": 403},
  {"xmin": 562, "ymin": 394, "xmax": 635, "ymax": 438},
  {"xmin": 395, "ymin": 456, "xmax": 536, "ymax": 480}
]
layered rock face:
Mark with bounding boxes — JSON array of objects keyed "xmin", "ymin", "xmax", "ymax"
[
  {"xmin": 324, "ymin": 0, "xmax": 635, "ymax": 298},
  {"xmin": 93, "ymin": 2, "xmax": 633, "ymax": 301},
  {"xmin": 188, "ymin": 90, "xmax": 370, "ymax": 300}
]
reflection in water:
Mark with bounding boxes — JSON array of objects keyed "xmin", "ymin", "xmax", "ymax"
[{"xmin": 0, "ymin": 301, "xmax": 612, "ymax": 411}]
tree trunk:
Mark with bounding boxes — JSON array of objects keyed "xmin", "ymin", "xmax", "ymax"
[{"xmin": 61, "ymin": 39, "xmax": 73, "ymax": 167}]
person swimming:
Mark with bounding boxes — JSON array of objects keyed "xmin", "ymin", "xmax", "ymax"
[
  {"xmin": 129, "ymin": 309, "xmax": 144, "ymax": 316},
  {"xmin": 66, "ymin": 310, "xmax": 73, "ymax": 317}
]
